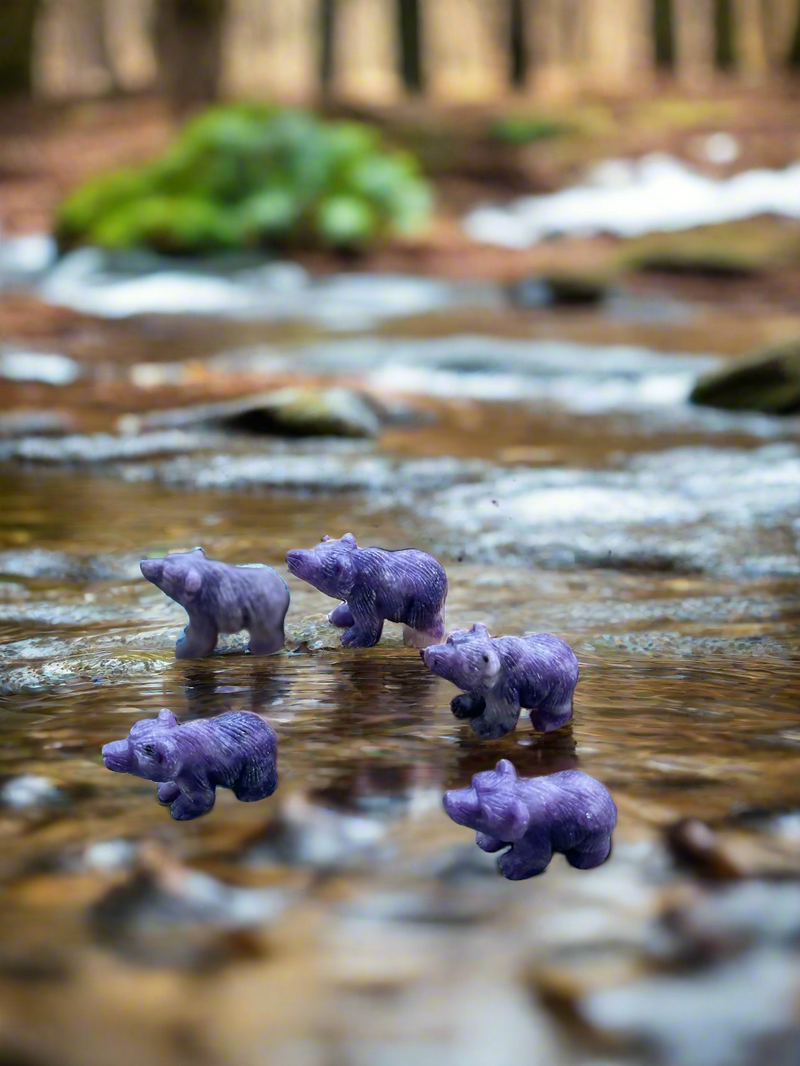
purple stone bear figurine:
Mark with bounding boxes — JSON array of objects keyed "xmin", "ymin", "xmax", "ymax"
[
  {"xmin": 140, "ymin": 548, "xmax": 290, "ymax": 659},
  {"xmin": 286, "ymin": 533, "xmax": 447, "ymax": 649},
  {"xmin": 102, "ymin": 709, "xmax": 278, "ymax": 820},
  {"xmin": 443, "ymin": 760, "xmax": 616, "ymax": 879},
  {"xmin": 421, "ymin": 623, "xmax": 578, "ymax": 740}
]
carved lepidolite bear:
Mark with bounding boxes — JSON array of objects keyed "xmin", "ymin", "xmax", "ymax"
[
  {"xmin": 140, "ymin": 548, "xmax": 290, "ymax": 658},
  {"xmin": 286, "ymin": 533, "xmax": 447, "ymax": 648},
  {"xmin": 443, "ymin": 759, "xmax": 616, "ymax": 879},
  {"xmin": 421, "ymin": 623, "xmax": 578, "ymax": 739},
  {"xmin": 102, "ymin": 709, "xmax": 278, "ymax": 820}
]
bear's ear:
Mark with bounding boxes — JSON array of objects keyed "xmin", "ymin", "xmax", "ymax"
[
  {"xmin": 184, "ymin": 568, "xmax": 202, "ymax": 597},
  {"xmin": 341, "ymin": 532, "xmax": 357, "ymax": 548},
  {"xmin": 321, "ymin": 535, "xmax": 332, "ymax": 542},
  {"xmin": 154, "ymin": 735, "xmax": 179, "ymax": 760},
  {"xmin": 190, "ymin": 546, "xmax": 206, "ymax": 555},
  {"xmin": 157, "ymin": 708, "xmax": 178, "ymax": 729},
  {"xmin": 470, "ymin": 622, "xmax": 490, "ymax": 638},
  {"xmin": 480, "ymin": 646, "xmax": 502, "ymax": 681},
  {"xmin": 500, "ymin": 797, "xmax": 530, "ymax": 840},
  {"xmin": 495, "ymin": 759, "xmax": 518, "ymax": 781}
]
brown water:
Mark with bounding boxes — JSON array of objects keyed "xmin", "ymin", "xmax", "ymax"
[{"xmin": 1, "ymin": 310, "xmax": 800, "ymax": 1066}]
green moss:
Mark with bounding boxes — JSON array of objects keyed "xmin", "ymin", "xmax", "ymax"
[
  {"xmin": 54, "ymin": 106, "xmax": 432, "ymax": 255},
  {"xmin": 489, "ymin": 115, "xmax": 572, "ymax": 146}
]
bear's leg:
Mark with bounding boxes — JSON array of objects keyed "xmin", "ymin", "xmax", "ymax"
[
  {"xmin": 470, "ymin": 692, "xmax": 521, "ymax": 740},
  {"xmin": 176, "ymin": 619, "xmax": 218, "ymax": 660},
  {"xmin": 451, "ymin": 691, "xmax": 486, "ymax": 719},
  {"xmin": 403, "ymin": 625, "xmax": 437, "ymax": 649},
  {"xmin": 233, "ymin": 774, "xmax": 278, "ymax": 803},
  {"xmin": 403, "ymin": 607, "xmax": 446, "ymax": 649},
  {"xmin": 341, "ymin": 609, "xmax": 384, "ymax": 648},
  {"xmin": 529, "ymin": 690, "xmax": 574, "ymax": 733},
  {"xmin": 157, "ymin": 782, "xmax": 181, "ymax": 806},
  {"xmin": 248, "ymin": 625, "xmax": 285, "ymax": 655},
  {"xmin": 564, "ymin": 833, "xmax": 612, "ymax": 870},
  {"xmin": 498, "ymin": 832, "xmax": 552, "ymax": 879},
  {"xmin": 328, "ymin": 603, "xmax": 355, "ymax": 628},
  {"xmin": 170, "ymin": 787, "xmax": 216, "ymax": 820},
  {"xmin": 476, "ymin": 832, "xmax": 505, "ymax": 853}
]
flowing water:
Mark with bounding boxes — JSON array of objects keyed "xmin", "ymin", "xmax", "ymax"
[{"xmin": 1, "ymin": 278, "xmax": 800, "ymax": 1065}]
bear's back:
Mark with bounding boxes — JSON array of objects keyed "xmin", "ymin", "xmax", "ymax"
[
  {"xmin": 178, "ymin": 713, "xmax": 276, "ymax": 784},
  {"xmin": 496, "ymin": 633, "xmax": 578, "ymax": 679},
  {"xmin": 524, "ymin": 771, "xmax": 616, "ymax": 834},
  {"xmin": 355, "ymin": 547, "xmax": 446, "ymax": 600},
  {"xmin": 192, "ymin": 559, "xmax": 289, "ymax": 615}
]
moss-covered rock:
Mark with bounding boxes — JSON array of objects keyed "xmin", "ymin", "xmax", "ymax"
[
  {"xmin": 620, "ymin": 220, "xmax": 800, "ymax": 280},
  {"xmin": 54, "ymin": 105, "xmax": 432, "ymax": 255},
  {"xmin": 690, "ymin": 342, "xmax": 800, "ymax": 414}
]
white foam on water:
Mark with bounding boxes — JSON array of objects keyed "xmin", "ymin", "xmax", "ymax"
[
  {"xmin": 0, "ymin": 350, "xmax": 80, "ymax": 386},
  {"xmin": 464, "ymin": 153, "xmax": 800, "ymax": 247},
  {"xmin": 34, "ymin": 246, "xmax": 480, "ymax": 327}
]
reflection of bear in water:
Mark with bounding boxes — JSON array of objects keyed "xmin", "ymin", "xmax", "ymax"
[
  {"xmin": 447, "ymin": 723, "xmax": 578, "ymax": 793},
  {"xmin": 141, "ymin": 548, "xmax": 290, "ymax": 658},
  {"xmin": 286, "ymin": 533, "xmax": 447, "ymax": 648},
  {"xmin": 443, "ymin": 759, "xmax": 616, "ymax": 880},
  {"xmin": 102, "ymin": 709, "xmax": 278, "ymax": 820},
  {"xmin": 182, "ymin": 666, "xmax": 291, "ymax": 720},
  {"xmin": 309, "ymin": 656, "xmax": 441, "ymax": 816},
  {"xmin": 326, "ymin": 654, "xmax": 439, "ymax": 737}
]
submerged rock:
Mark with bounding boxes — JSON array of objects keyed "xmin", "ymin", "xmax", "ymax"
[
  {"xmin": 244, "ymin": 793, "xmax": 386, "ymax": 871},
  {"xmin": 690, "ymin": 342, "xmax": 800, "ymax": 414},
  {"xmin": 91, "ymin": 842, "xmax": 284, "ymax": 967},
  {"xmin": 667, "ymin": 817, "xmax": 800, "ymax": 879},
  {"xmin": 509, "ymin": 274, "xmax": 608, "ymax": 309},
  {"xmin": 224, "ymin": 387, "xmax": 382, "ymax": 438},
  {"xmin": 124, "ymin": 388, "xmax": 383, "ymax": 439}
]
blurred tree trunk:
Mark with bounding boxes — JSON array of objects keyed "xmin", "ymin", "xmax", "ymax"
[
  {"xmin": 154, "ymin": 0, "xmax": 227, "ymax": 112},
  {"xmin": 581, "ymin": 0, "xmax": 650, "ymax": 91},
  {"xmin": 0, "ymin": 0, "xmax": 41, "ymax": 97},
  {"xmin": 732, "ymin": 0, "xmax": 769, "ymax": 77},
  {"xmin": 526, "ymin": 0, "xmax": 581, "ymax": 97},
  {"xmin": 673, "ymin": 0, "xmax": 716, "ymax": 86},
  {"xmin": 423, "ymin": 0, "xmax": 507, "ymax": 101},
  {"xmin": 34, "ymin": 0, "xmax": 115, "ymax": 99},
  {"xmin": 333, "ymin": 0, "xmax": 402, "ymax": 104},
  {"xmin": 105, "ymin": 0, "xmax": 157, "ymax": 92},
  {"xmin": 763, "ymin": 0, "xmax": 797, "ymax": 65}
]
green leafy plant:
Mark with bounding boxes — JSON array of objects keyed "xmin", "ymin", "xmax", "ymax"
[{"xmin": 55, "ymin": 104, "xmax": 433, "ymax": 255}]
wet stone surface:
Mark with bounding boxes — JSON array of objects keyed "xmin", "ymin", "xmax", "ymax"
[{"xmin": 0, "ymin": 301, "xmax": 799, "ymax": 1065}]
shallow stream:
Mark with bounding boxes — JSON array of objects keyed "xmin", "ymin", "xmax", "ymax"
[{"xmin": 1, "ymin": 274, "xmax": 799, "ymax": 1065}]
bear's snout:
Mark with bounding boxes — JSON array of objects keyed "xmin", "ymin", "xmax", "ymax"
[
  {"xmin": 442, "ymin": 787, "xmax": 481, "ymax": 826},
  {"xmin": 140, "ymin": 559, "xmax": 163, "ymax": 584},
  {"xmin": 420, "ymin": 646, "xmax": 443, "ymax": 671},
  {"xmin": 102, "ymin": 740, "xmax": 131, "ymax": 773},
  {"xmin": 285, "ymin": 550, "xmax": 307, "ymax": 579}
]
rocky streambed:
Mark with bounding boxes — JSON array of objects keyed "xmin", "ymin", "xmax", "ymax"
[{"xmin": 0, "ymin": 289, "xmax": 799, "ymax": 1065}]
